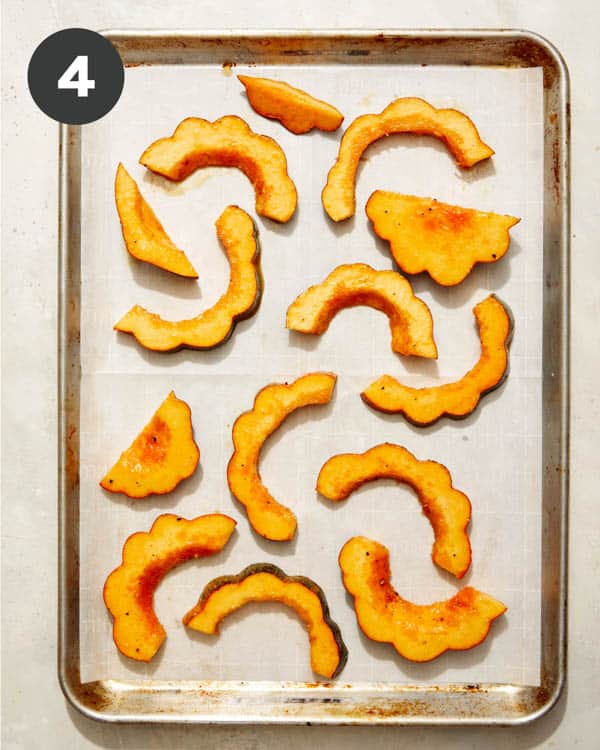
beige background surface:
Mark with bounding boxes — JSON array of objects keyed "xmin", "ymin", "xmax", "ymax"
[{"xmin": 2, "ymin": 1, "xmax": 599, "ymax": 747}]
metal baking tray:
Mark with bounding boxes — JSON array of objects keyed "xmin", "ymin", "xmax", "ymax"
[{"xmin": 58, "ymin": 29, "xmax": 569, "ymax": 724}]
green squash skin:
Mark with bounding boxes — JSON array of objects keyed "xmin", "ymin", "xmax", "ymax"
[{"xmin": 189, "ymin": 562, "xmax": 348, "ymax": 678}]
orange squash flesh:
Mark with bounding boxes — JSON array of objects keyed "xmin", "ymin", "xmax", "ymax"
[
  {"xmin": 100, "ymin": 391, "xmax": 199, "ymax": 499},
  {"xmin": 317, "ymin": 444, "xmax": 471, "ymax": 578},
  {"xmin": 362, "ymin": 295, "xmax": 512, "ymax": 424},
  {"xmin": 366, "ymin": 192, "xmax": 520, "ymax": 286},
  {"xmin": 286, "ymin": 263, "xmax": 437, "ymax": 359},
  {"xmin": 238, "ymin": 75, "xmax": 344, "ymax": 134},
  {"xmin": 103, "ymin": 513, "xmax": 236, "ymax": 662},
  {"xmin": 339, "ymin": 537, "xmax": 506, "ymax": 662},
  {"xmin": 114, "ymin": 206, "xmax": 262, "ymax": 352},
  {"xmin": 114, "ymin": 163, "xmax": 198, "ymax": 278},
  {"xmin": 183, "ymin": 563, "xmax": 348, "ymax": 679},
  {"xmin": 228, "ymin": 373, "xmax": 337, "ymax": 541},
  {"xmin": 322, "ymin": 97, "xmax": 494, "ymax": 221},
  {"xmin": 139, "ymin": 116, "xmax": 297, "ymax": 223}
]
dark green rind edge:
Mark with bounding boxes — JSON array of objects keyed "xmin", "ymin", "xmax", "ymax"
[{"xmin": 189, "ymin": 562, "xmax": 348, "ymax": 678}]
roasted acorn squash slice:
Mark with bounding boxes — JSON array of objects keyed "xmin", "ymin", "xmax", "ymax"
[
  {"xmin": 339, "ymin": 536, "xmax": 506, "ymax": 662},
  {"xmin": 103, "ymin": 513, "xmax": 236, "ymax": 661},
  {"xmin": 317, "ymin": 443, "xmax": 471, "ymax": 578},
  {"xmin": 115, "ymin": 206, "xmax": 262, "ymax": 352},
  {"xmin": 322, "ymin": 97, "xmax": 494, "ymax": 221},
  {"xmin": 114, "ymin": 163, "xmax": 198, "ymax": 278},
  {"xmin": 100, "ymin": 391, "xmax": 199, "ymax": 499},
  {"xmin": 183, "ymin": 563, "xmax": 348, "ymax": 679},
  {"xmin": 228, "ymin": 373, "xmax": 337, "ymax": 541},
  {"xmin": 362, "ymin": 295, "xmax": 512, "ymax": 424},
  {"xmin": 286, "ymin": 263, "xmax": 437, "ymax": 359},
  {"xmin": 366, "ymin": 191, "xmax": 520, "ymax": 286},
  {"xmin": 238, "ymin": 75, "xmax": 344, "ymax": 134},
  {"xmin": 140, "ymin": 115, "xmax": 297, "ymax": 223}
]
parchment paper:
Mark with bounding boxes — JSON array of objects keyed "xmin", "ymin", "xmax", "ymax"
[{"xmin": 79, "ymin": 63, "xmax": 543, "ymax": 685}]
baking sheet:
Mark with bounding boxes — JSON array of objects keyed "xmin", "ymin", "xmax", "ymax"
[{"xmin": 79, "ymin": 63, "xmax": 543, "ymax": 685}]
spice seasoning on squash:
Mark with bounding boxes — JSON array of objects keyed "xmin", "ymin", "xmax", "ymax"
[
  {"xmin": 238, "ymin": 75, "xmax": 344, "ymax": 134},
  {"xmin": 183, "ymin": 563, "xmax": 348, "ymax": 679},
  {"xmin": 114, "ymin": 205, "xmax": 262, "ymax": 352},
  {"xmin": 103, "ymin": 513, "xmax": 236, "ymax": 661},
  {"xmin": 228, "ymin": 372, "xmax": 337, "ymax": 541},
  {"xmin": 139, "ymin": 115, "xmax": 297, "ymax": 222},
  {"xmin": 366, "ymin": 192, "xmax": 520, "ymax": 286},
  {"xmin": 317, "ymin": 443, "xmax": 471, "ymax": 578},
  {"xmin": 339, "ymin": 536, "xmax": 506, "ymax": 662},
  {"xmin": 114, "ymin": 163, "xmax": 198, "ymax": 278},
  {"xmin": 100, "ymin": 391, "xmax": 199, "ymax": 499},
  {"xmin": 286, "ymin": 263, "xmax": 437, "ymax": 359},
  {"xmin": 362, "ymin": 295, "xmax": 513, "ymax": 423},
  {"xmin": 322, "ymin": 97, "xmax": 494, "ymax": 221}
]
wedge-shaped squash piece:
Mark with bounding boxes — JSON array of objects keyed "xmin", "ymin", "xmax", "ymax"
[
  {"xmin": 286, "ymin": 263, "xmax": 437, "ymax": 359},
  {"xmin": 114, "ymin": 163, "xmax": 198, "ymax": 278},
  {"xmin": 366, "ymin": 192, "xmax": 520, "ymax": 286},
  {"xmin": 100, "ymin": 391, "xmax": 199, "ymax": 498},
  {"xmin": 140, "ymin": 116, "xmax": 297, "ymax": 223},
  {"xmin": 362, "ymin": 295, "xmax": 512, "ymax": 423},
  {"xmin": 238, "ymin": 75, "xmax": 344, "ymax": 134},
  {"xmin": 228, "ymin": 373, "xmax": 337, "ymax": 541},
  {"xmin": 183, "ymin": 563, "xmax": 348, "ymax": 679},
  {"xmin": 339, "ymin": 537, "xmax": 506, "ymax": 662},
  {"xmin": 103, "ymin": 513, "xmax": 236, "ymax": 661},
  {"xmin": 322, "ymin": 97, "xmax": 494, "ymax": 221},
  {"xmin": 115, "ymin": 206, "xmax": 262, "ymax": 352},
  {"xmin": 317, "ymin": 444, "xmax": 471, "ymax": 578}
]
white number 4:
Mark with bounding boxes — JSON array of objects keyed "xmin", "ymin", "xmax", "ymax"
[{"xmin": 58, "ymin": 55, "xmax": 95, "ymax": 98}]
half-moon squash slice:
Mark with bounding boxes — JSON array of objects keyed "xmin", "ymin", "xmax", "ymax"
[
  {"xmin": 362, "ymin": 295, "xmax": 512, "ymax": 423},
  {"xmin": 183, "ymin": 563, "xmax": 348, "ymax": 679},
  {"xmin": 339, "ymin": 536, "xmax": 506, "ymax": 662},
  {"xmin": 114, "ymin": 163, "xmax": 198, "ymax": 278},
  {"xmin": 103, "ymin": 513, "xmax": 236, "ymax": 662},
  {"xmin": 238, "ymin": 75, "xmax": 344, "ymax": 134},
  {"xmin": 114, "ymin": 205, "xmax": 262, "ymax": 352},
  {"xmin": 228, "ymin": 372, "xmax": 337, "ymax": 541},
  {"xmin": 366, "ymin": 191, "xmax": 520, "ymax": 286},
  {"xmin": 317, "ymin": 443, "xmax": 471, "ymax": 578},
  {"xmin": 322, "ymin": 97, "xmax": 494, "ymax": 221},
  {"xmin": 100, "ymin": 390, "xmax": 199, "ymax": 499},
  {"xmin": 140, "ymin": 116, "xmax": 297, "ymax": 223},
  {"xmin": 286, "ymin": 263, "xmax": 437, "ymax": 359}
]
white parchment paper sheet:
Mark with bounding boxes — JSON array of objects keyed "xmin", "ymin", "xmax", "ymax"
[{"xmin": 79, "ymin": 63, "xmax": 543, "ymax": 685}]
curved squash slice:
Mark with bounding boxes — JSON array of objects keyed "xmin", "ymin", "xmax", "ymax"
[
  {"xmin": 140, "ymin": 116, "xmax": 297, "ymax": 223},
  {"xmin": 322, "ymin": 97, "xmax": 494, "ymax": 221},
  {"xmin": 366, "ymin": 192, "xmax": 520, "ymax": 286},
  {"xmin": 100, "ymin": 391, "xmax": 199, "ymax": 498},
  {"xmin": 183, "ymin": 563, "xmax": 348, "ymax": 679},
  {"xmin": 114, "ymin": 206, "xmax": 262, "ymax": 352},
  {"xmin": 103, "ymin": 513, "xmax": 236, "ymax": 661},
  {"xmin": 238, "ymin": 75, "xmax": 344, "ymax": 134},
  {"xmin": 362, "ymin": 295, "xmax": 512, "ymax": 423},
  {"xmin": 115, "ymin": 163, "xmax": 198, "ymax": 278},
  {"xmin": 317, "ymin": 444, "xmax": 471, "ymax": 578},
  {"xmin": 228, "ymin": 372, "xmax": 337, "ymax": 541},
  {"xmin": 339, "ymin": 537, "xmax": 506, "ymax": 662},
  {"xmin": 286, "ymin": 263, "xmax": 437, "ymax": 359}
]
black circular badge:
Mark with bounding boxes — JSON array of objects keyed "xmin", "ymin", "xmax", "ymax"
[{"xmin": 28, "ymin": 28, "xmax": 124, "ymax": 125}]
